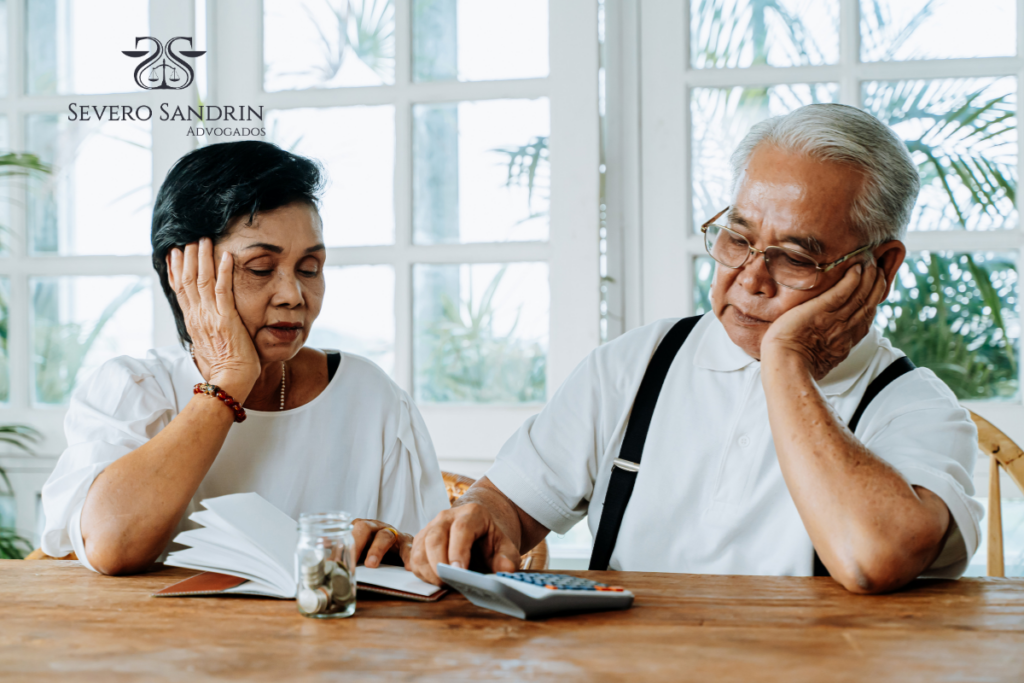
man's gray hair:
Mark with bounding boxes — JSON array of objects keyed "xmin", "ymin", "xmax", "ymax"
[{"xmin": 730, "ymin": 103, "xmax": 920, "ymax": 244}]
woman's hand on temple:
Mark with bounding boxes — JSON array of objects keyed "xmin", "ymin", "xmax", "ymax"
[
  {"xmin": 168, "ymin": 238, "xmax": 261, "ymax": 403},
  {"xmin": 352, "ymin": 519, "xmax": 413, "ymax": 568}
]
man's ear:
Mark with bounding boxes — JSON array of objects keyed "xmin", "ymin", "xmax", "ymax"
[{"xmin": 872, "ymin": 240, "xmax": 906, "ymax": 300}]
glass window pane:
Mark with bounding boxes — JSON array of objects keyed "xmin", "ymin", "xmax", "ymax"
[
  {"xmin": 264, "ymin": 0, "xmax": 395, "ymax": 92},
  {"xmin": 691, "ymin": 0, "xmax": 839, "ymax": 69},
  {"xmin": 864, "ymin": 78, "xmax": 1017, "ymax": 232},
  {"xmin": 0, "ymin": 277, "xmax": 8, "ymax": 403},
  {"xmin": 694, "ymin": 256, "xmax": 714, "ymax": 315},
  {"xmin": 691, "ymin": 83, "xmax": 838, "ymax": 232},
  {"xmin": 26, "ymin": 0, "xmax": 148, "ymax": 95},
  {"xmin": 413, "ymin": 262, "xmax": 548, "ymax": 403},
  {"xmin": 412, "ymin": 0, "xmax": 548, "ymax": 82},
  {"xmin": 878, "ymin": 251, "xmax": 1019, "ymax": 401},
  {"xmin": 31, "ymin": 276, "xmax": 153, "ymax": 405},
  {"xmin": 413, "ymin": 99, "xmax": 549, "ymax": 245},
  {"xmin": 970, "ymin": 496, "xmax": 1024, "ymax": 577},
  {"xmin": 268, "ymin": 107, "xmax": 395, "ymax": 247},
  {"xmin": 861, "ymin": 0, "xmax": 1015, "ymax": 62},
  {"xmin": 306, "ymin": 265, "xmax": 395, "ymax": 377},
  {"xmin": 195, "ymin": 0, "xmax": 208, "ymax": 100},
  {"xmin": 26, "ymin": 114, "xmax": 152, "ymax": 255}
]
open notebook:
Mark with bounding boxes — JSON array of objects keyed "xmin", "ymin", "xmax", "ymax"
[{"xmin": 154, "ymin": 492, "xmax": 445, "ymax": 602}]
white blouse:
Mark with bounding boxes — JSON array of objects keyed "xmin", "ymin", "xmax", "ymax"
[{"xmin": 40, "ymin": 346, "xmax": 451, "ymax": 572}]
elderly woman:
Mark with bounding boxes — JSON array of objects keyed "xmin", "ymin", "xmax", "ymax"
[{"xmin": 40, "ymin": 141, "xmax": 449, "ymax": 575}]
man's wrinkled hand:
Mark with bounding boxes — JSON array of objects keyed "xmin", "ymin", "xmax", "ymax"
[
  {"xmin": 760, "ymin": 261, "xmax": 887, "ymax": 380},
  {"xmin": 409, "ymin": 504, "xmax": 521, "ymax": 586}
]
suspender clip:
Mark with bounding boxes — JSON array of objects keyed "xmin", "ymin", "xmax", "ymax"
[{"xmin": 612, "ymin": 458, "xmax": 640, "ymax": 473}]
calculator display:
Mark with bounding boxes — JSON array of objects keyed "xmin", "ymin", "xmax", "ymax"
[{"xmin": 496, "ymin": 572, "xmax": 625, "ymax": 592}]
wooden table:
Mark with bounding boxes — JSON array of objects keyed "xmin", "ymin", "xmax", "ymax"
[{"xmin": 2, "ymin": 561, "xmax": 1023, "ymax": 682}]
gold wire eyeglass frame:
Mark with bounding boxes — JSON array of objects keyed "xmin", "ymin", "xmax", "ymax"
[{"xmin": 700, "ymin": 206, "xmax": 873, "ymax": 291}]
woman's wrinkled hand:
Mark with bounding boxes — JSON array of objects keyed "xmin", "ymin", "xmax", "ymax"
[
  {"xmin": 760, "ymin": 261, "xmax": 888, "ymax": 380},
  {"xmin": 167, "ymin": 238, "xmax": 261, "ymax": 403},
  {"xmin": 352, "ymin": 519, "xmax": 414, "ymax": 569}
]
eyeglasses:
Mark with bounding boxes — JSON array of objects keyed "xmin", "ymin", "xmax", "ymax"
[{"xmin": 700, "ymin": 207, "xmax": 873, "ymax": 291}]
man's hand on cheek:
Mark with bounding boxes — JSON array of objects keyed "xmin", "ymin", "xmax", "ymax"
[{"xmin": 760, "ymin": 261, "xmax": 888, "ymax": 380}]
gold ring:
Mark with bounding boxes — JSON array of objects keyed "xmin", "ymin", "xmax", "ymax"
[{"xmin": 385, "ymin": 527, "xmax": 399, "ymax": 538}]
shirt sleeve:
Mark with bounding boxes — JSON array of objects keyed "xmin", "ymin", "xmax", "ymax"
[
  {"xmin": 855, "ymin": 368, "xmax": 985, "ymax": 579},
  {"xmin": 40, "ymin": 356, "xmax": 176, "ymax": 571},
  {"xmin": 375, "ymin": 389, "xmax": 451, "ymax": 535},
  {"xmin": 485, "ymin": 324, "xmax": 662, "ymax": 535}
]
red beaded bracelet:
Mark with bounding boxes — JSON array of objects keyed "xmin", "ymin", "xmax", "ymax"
[{"xmin": 194, "ymin": 383, "xmax": 247, "ymax": 423}]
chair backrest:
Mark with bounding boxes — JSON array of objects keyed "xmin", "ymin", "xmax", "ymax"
[
  {"xmin": 24, "ymin": 548, "xmax": 76, "ymax": 561},
  {"xmin": 969, "ymin": 411, "xmax": 1024, "ymax": 577},
  {"xmin": 441, "ymin": 471, "xmax": 549, "ymax": 571}
]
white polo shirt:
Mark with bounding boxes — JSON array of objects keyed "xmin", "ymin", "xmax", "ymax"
[{"xmin": 487, "ymin": 314, "xmax": 983, "ymax": 578}]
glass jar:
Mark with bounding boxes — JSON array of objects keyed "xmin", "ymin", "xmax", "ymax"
[{"xmin": 295, "ymin": 511, "xmax": 356, "ymax": 619}]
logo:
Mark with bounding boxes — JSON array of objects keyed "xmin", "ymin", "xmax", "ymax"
[{"xmin": 122, "ymin": 36, "xmax": 206, "ymax": 90}]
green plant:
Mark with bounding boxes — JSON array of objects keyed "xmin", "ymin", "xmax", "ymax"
[
  {"xmin": 879, "ymin": 253, "xmax": 1018, "ymax": 399},
  {"xmin": 299, "ymin": 0, "xmax": 395, "ymax": 84},
  {"xmin": 691, "ymin": 0, "xmax": 834, "ymax": 68},
  {"xmin": 416, "ymin": 266, "xmax": 546, "ymax": 403},
  {"xmin": 493, "ymin": 135, "xmax": 550, "ymax": 219},
  {"xmin": 33, "ymin": 281, "xmax": 145, "ymax": 404},
  {"xmin": 0, "ymin": 425, "xmax": 42, "ymax": 559},
  {"xmin": 0, "ymin": 152, "xmax": 50, "ymax": 247},
  {"xmin": 0, "ymin": 153, "xmax": 52, "ymax": 556}
]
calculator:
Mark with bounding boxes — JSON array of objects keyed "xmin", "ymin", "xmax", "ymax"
[{"xmin": 436, "ymin": 564, "xmax": 634, "ymax": 620}]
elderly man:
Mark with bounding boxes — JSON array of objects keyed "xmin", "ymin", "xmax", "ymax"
[{"xmin": 409, "ymin": 104, "xmax": 982, "ymax": 594}]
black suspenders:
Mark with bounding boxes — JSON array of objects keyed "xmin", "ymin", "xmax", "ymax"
[{"xmin": 587, "ymin": 315, "xmax": 917, "ymax": 572}]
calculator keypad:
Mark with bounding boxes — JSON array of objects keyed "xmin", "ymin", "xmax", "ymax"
[{"xmin": 496, "ymin": 572, "xmax": 625, "ymax": 592}]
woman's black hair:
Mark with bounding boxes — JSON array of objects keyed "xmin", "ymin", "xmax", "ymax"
[{"xmin": 151, "ymin": 140, "xmax": 325, "ymax": 345}]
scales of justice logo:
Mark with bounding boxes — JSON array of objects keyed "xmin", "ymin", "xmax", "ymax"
[{"xmin": 122, "ymin": 36, "xmax": 206, "ymax": 90}]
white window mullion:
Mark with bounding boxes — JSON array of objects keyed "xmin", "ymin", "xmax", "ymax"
[
  {"xmin": 638, "ymin": 0, "xmax": 688, "ymax": 325},
  {"xmin": 148, "ymin": 0, "xmax": 197, "ymax": 349},
  {"xmin": 392, "ymin": 0, "xmax": 413, "ymax": 394},
  {"xmin": 1017, "ymin": 0, "xmax": 1024, "ymax": 403},
  {"xmin": 208, "ymin": 0, "xmax": 262, "ymax": 142},
  {"xmin": 548, "ymin": 0, "xmax": 601, "ymax": 390},
  {"xmin": 8, "ymin": 269, "xmax": 28, "ymax": 410},
  {"xmin": 681, "ymin": 59, "xmax": 1021, "ymax": 90},
  {"xmin": 602, "ymin": 0, "xmax": 643, "ymax": 335},
  {"xmin": 7, "ymin": 0, "xmax": 23, "ymax": 107},
  {"xmin": 678, "ymin": 0, "xmax": 696, "ymax": 322},
  {"xmin": 903, "ymin": 230, "xmax": 1024, "ymax": 253},
  {"xmin": 839, "ymin": 0, "xmax": 859, "ymax": 106},
  {"xmin": 5, "ymin": 0, "xmax": 27, "ymax": 410}
]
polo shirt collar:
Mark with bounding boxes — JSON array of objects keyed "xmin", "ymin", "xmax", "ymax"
[
  {"xmin": 693, "ymin": 312, "xmax": 882, "ymax": 396},
  {"xmin": 816, "ymin": 325, "xmax": 882, "ymax": 397},
  {"xmin": 693, "ymin": 314, "xmax": 758, "ymax": 372}
]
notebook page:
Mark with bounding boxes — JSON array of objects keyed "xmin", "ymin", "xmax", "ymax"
[
  {"xmin": 357, "ymin": 564, "xmax": 440, "ymax": 597},
  {"xmin": 201, "ymin": 493, "xmax": 299, "ymax": 579},
  {"xmin": 165, "ymin": 546, "xmax": 290, "ymax": 595},
  {"xmin": 171, "ymin": 527, "xmax": 293, "ymax": 592}
]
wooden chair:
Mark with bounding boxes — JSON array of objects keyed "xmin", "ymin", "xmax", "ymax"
[
  {"xmin": 24, "ymin": 548, "xmax": 75, "ymax": 561},
  {"xmin": 969, "ymin": 410, "xmax": 1024, "ymax": 577},
  {"xmin": 442, "ymin": 471, "xmax": 549, "ymax": 571}
]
